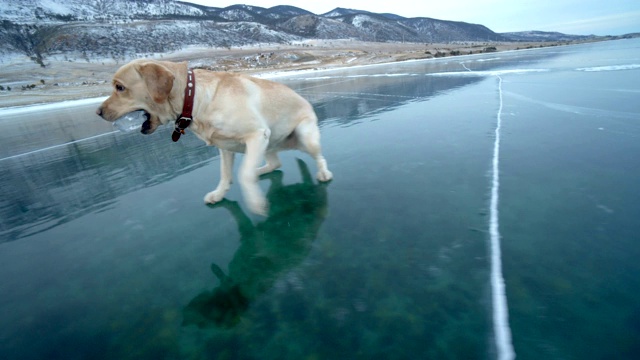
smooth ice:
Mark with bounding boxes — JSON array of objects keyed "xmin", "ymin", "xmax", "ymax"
[{"xmin": 1, "ymin": 38, "xmax": 640, "ymax": 360}]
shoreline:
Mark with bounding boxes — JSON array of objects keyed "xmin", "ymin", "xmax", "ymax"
[{"xmin": 0, "ymin": 40, "xmax": 586, "ymax": 109}]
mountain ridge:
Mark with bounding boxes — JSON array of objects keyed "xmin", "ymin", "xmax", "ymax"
[{"xmin": 0, "ymin": 0, "xmax": 602, "ymax": 63}]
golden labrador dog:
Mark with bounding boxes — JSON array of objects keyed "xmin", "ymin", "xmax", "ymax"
[{"xmin": 96, "ymin": 59, "xmax": 332, "ymax": 215}]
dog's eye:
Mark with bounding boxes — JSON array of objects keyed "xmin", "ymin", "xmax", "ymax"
[{"xmin": 115, "ymin": 84, "xmax": 125, "ymax": 92}]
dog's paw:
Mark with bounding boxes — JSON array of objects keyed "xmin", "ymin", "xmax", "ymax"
[
  {"xmin": 247, "ymin": 196, "xmax": 269, "ymax": 216},
  {"xmin": 204, "ymin": 190, "xmax": 225, "ymax": 204},
  {"xmin": 317, "ymin": 169, "xmax": 333, "ymax": 182}
]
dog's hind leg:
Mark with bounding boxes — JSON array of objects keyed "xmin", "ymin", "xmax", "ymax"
[
  {"xmin": 295, "ymin": 117, "xmax": 333, "ymax": 182},
  {"xmin": 256, "ymin": 151, "xmax": 281, "ymax": 176},
  {"xmin": 204, "ymin": 149, "xmax": 235, "ymax": 204},
  {"xmin": 239, "ymin": 129, "xmax": 270, "ymax": 215}
]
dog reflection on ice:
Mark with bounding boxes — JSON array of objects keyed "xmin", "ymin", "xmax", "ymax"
[{"xmin": 183, "ymin": 159, "xmax": 329, "ymax": 328}]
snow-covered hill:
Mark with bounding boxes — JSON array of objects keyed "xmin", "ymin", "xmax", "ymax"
[
  {"xmin": 500, "ymin": 31, "xmax": 594, "ymax": 42},
  {"xmin": 0, "ymin": 0, "xmax": 596, "ymax": 63},
  {"xmin": 1, "ymin": 0, "xmax": 204, "ymax": 24}
]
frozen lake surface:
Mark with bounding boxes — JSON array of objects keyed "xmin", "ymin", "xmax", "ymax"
[{"xmin": 1, "ymin": 38, "xmax": 639, "ymax": 359}]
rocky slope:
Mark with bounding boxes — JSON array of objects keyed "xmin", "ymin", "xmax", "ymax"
[{"xmin": 0, "ymin": 0, "xmax": 510, "ymax": 62}]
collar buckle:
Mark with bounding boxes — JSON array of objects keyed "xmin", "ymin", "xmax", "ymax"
[{"xmin": 172, "ymin": 116, "xmax": 192, "ymax": 142}]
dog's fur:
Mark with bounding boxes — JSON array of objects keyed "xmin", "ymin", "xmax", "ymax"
[{"xmin": 97, "ymin": 59, "xmax": 332, "ymax": 215}]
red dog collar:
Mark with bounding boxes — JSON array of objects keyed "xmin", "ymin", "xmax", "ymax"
[{"xmin": 172, "ymin": 69, "xmax": 195, "ymax": 142}]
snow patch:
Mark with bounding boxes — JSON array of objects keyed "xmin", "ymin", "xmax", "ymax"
[
  {"xmin": 0, "ymin": 97, "xmax": 106, "ymax": 117},
  {"xmin": 576, "ymin": 64, "xmax": 640, "ymax": 72},
  {"xmin": 428, "ymin": 69, "xmax": 548, "ymax": 77}
]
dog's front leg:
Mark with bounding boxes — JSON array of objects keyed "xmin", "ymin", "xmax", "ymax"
[
  {"xmin": 240, "ymin": 129, "xmax": 270, "ymax": 215},
  {"xmin": 204, "ymin": 149, "xmax": 235, "ymax": 204}
]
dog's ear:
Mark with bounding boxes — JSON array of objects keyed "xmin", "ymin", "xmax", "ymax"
[{"xmin": 136, "ymin": 62, "xmax": 175, "ymax": 103}]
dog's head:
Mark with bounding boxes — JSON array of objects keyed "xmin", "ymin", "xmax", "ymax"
[{"xmin": 96, "ymin": 59, "xmax": 186, "ymax": 134}]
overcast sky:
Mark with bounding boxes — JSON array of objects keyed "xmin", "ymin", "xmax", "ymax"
[{"xmin": 185, "ymin": 0, "xmax": 640, "ymax": 36}]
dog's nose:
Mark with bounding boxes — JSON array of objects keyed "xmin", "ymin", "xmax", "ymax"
[{"xmin": 96, "ymin": 106, "xmax": 103, "ymax": 117}]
